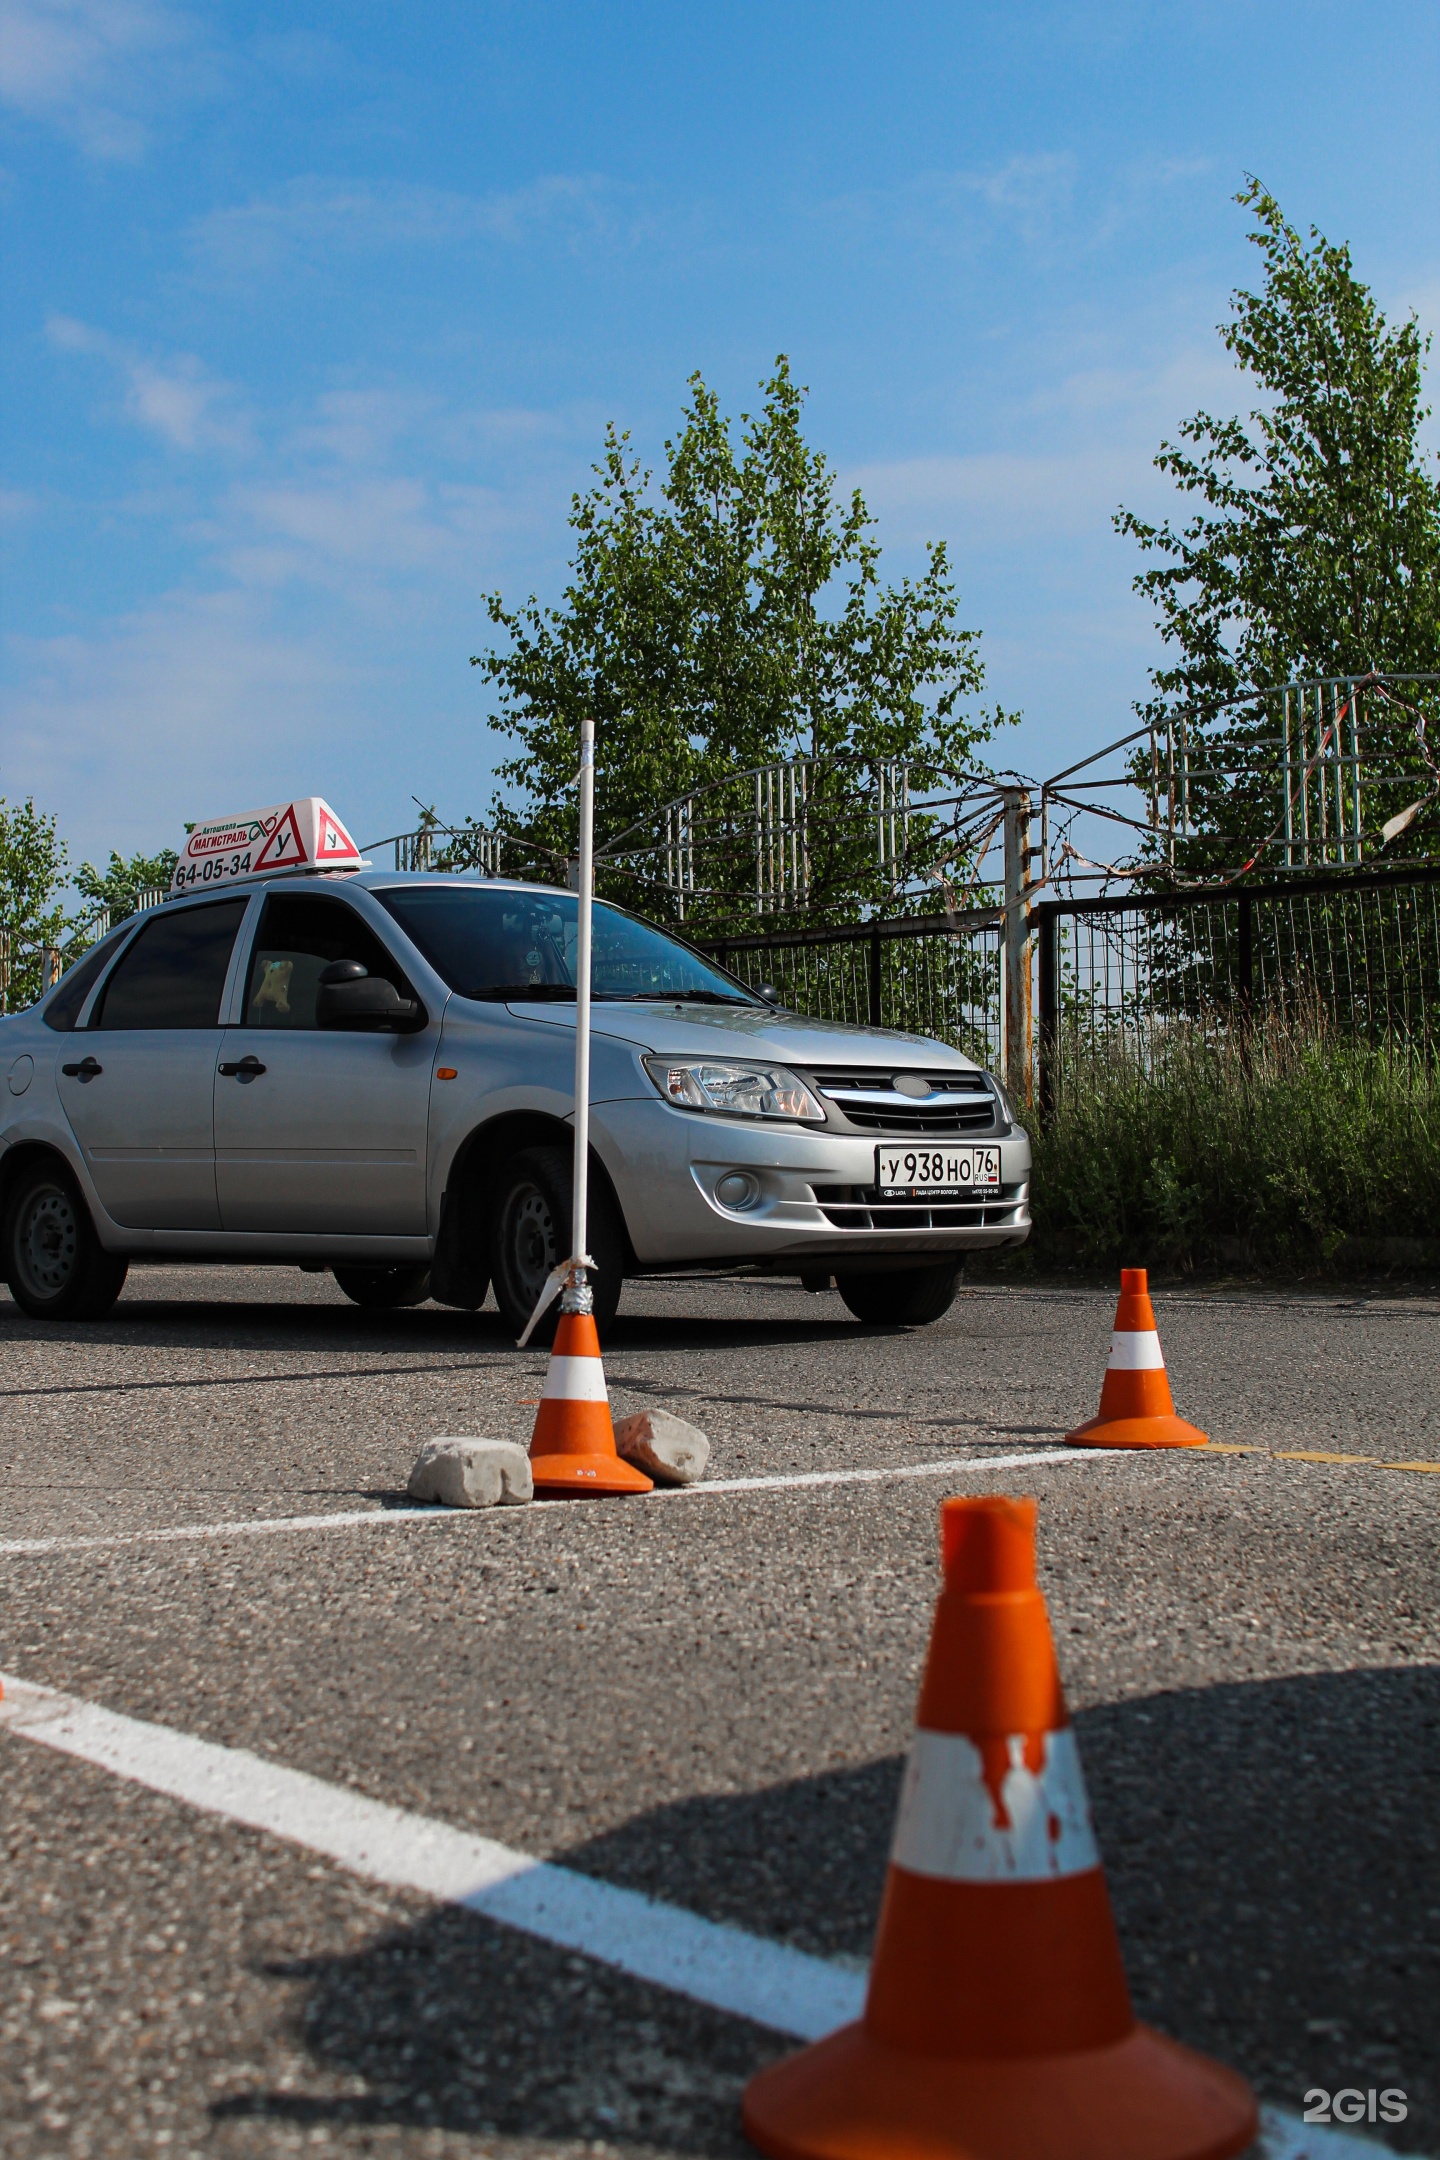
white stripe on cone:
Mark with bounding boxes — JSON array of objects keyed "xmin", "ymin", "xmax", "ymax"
[
  {"xmin": 541, "ymin": 1355, "xmax": 609, "ymax": 1403},
  {"xmin": 1107, "ymin": 1329, "xmax": 1165, "ymax": 1371},
  {"xmin": 889, "ymin": 1726, "xmax": 1100, "ymax": 1883}
]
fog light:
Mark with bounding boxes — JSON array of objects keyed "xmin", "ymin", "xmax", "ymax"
[{"xmin": 715, "ymin": 1171, "xmax": 760, "ymax": 1210}]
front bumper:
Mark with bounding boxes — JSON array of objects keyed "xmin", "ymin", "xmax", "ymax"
[{"xmin": 593, "ymin": 1096, "xmax": 1032, "ymax": 1267}]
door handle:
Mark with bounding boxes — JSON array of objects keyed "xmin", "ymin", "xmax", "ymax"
[
  {"xmin": 218, "ymin": 1056, "xmax": 267, "ymax": 1078},
  {"xmin": 61, "ymin": 1056, "xmax": 103, "ymax": 1079}
]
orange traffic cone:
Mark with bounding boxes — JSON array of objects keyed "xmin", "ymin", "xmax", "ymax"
[
  {"xmin": 529, "ymin": 1307, "xmax": 653, "ymax": 1496},
  {"xmin": 1066, "ymin": 1268, "xmax": 1207, "ymax": 1450},
  {"xmin": 743, "ymin": 1495, "xmax": 1256, "ymax": 2160}
]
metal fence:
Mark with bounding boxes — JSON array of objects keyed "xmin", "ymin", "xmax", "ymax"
[
  {"xmin": 1035, "ymin": 865, "xmax": 1440, "ymax": 1109},
  {"xmin": 698, "ymin": 909, "xmax": 1006, "ymax": 1069}
]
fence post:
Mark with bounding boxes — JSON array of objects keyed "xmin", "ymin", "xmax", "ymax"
[
  {"xmin": 868, "ymin": 924, "xmax": 883, "ymax": 1027},
  {"xmin": 1037, "ymin": 903, "xmax": 1058, "ymax": 1118},
  {"xmin": 1002, "ymin": 787, "xmax": 1033, "ymax": 1099},
  {"xmin": 1237, "ymin": 891, "xmax": 1254, "ymax": 1014},
  {"xmin": 0, "ymin": 926, "xmax": 9, "ymax": 1015}
]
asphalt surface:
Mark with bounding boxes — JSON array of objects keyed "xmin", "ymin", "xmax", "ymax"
[{"xmin": 1, "ymin": 1263, "xmax": 1437, "ymax": 2158}]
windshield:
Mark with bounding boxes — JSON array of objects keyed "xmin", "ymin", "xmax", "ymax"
[{"xmin": 374, "ymin": 885, "xmax": 760, "ymax": 1005}]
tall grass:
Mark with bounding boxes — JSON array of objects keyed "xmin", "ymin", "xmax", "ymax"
[{"xmin": 1027, "ymin": 1011, "xmax": 1440, "ymax": 1276}]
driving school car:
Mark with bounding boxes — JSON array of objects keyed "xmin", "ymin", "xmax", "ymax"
[{"xmin": 0, "ymin": 796, "xmax": 1031, "ymax": 1336}]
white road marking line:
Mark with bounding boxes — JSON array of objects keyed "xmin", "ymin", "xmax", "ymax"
[
  {"xmin": 683, "ymin": 1446, "xmax": 1110, "ymax": 1495},
  {"xmin": 0, "ymin": 1673, "xmax": 859, "ymax": 2040},
  {"xmin": 0, "ymin": 1447, "xmax": 1120, "ymax": 1557},
  {"xmin": 0, "ymin": 1674, "xmax": 1414, "ymax": 2159},
  {"xmin": 0, "ymin": 1506, "xmax": 447, "ymax": 1558},
  {"xmin": 1259, "ymin": 2107, "xmax": 1429, "ymax": 2160}
]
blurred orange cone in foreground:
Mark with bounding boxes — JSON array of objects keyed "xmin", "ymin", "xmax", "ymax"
[
  {"xmin": 529, "ymin": 1308, "xmax": 653, "ymax": 1496},
  {"xmin": 1066, "ymin": 1267, "xmax": 1208, "ymax": 1450},
  {"xmin": 742, "ymin": 1495, "xmax": 1256, "ymax": 2160}
]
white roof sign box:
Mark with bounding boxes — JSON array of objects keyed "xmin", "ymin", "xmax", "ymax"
[{"xmin": 171, "ymin": 798, "xmax": 364, "ymax": 895}]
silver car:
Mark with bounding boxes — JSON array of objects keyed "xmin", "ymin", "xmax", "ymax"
[{"xmin": 0, "ymin": 871, "xmax": 1031, "ymax": 1334}]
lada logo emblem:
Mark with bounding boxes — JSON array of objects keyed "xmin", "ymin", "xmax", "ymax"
[{"xmin": 892, "ymin": 1073, "xmax": 932, "ymax": 1099}]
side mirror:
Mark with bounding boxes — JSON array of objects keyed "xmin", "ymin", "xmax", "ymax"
[
  {"xmin": 316, "ymin": 960, "xmax": 422, "ymax": 1032},
  {"xmin": 758, "ymin": 982, "xmax": 783, "ymax": 1006}
]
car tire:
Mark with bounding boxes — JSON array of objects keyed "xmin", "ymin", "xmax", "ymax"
[
  {"xmin": 2, "ymin": 1161, "xmax": 129, "ymax": 1322},
  {"xmin": 837, "ymin": 1262, "xmax": 961, "ymax": 1327},
  {"xmin": 489, "ymin": 1144, "xmax": 624, "ymax": 1344},
  {"xmin": 332, "ymin": 1265, "xmax": 433, "ymax": 1309}
]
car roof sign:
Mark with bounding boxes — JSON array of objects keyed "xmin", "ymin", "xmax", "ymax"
[{"xmin": 172, "ymin": 798, "xmax": 364, "ymax": 896}]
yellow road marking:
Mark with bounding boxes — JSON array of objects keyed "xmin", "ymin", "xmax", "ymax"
[{"xmin": 1201, "ymin": 1441, "xmax": 1440, "ymax": 1474}]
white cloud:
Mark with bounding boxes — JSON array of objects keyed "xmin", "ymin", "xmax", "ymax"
[
  {"xmin": 848, "ymin": 445, "xmax": 1153, "ymax": 547},
  {"xmin": 188, "ymin": 172, "xmax": 629, "ymax": 281},
  {"xmin": 220, "ymin": 473, "xmax": 546, "ymax": 597},
  {"xmin": 2, "ymin": 589, "xmax": 360, "ymax": 863},
  {"xmin": 47, "ymin": 314, "xmax": 249, "ymax": 451},
  {"xmin": 0, "ymin": 0, "xmax": 210, "ymax": 158}
]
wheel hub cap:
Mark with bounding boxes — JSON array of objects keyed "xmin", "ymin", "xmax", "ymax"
[{"xmin": 21, "ymin": 1191, "xmax": 78, "ymax": 1294}]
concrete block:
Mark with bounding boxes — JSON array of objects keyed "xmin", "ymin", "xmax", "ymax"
[
  {"xmin": 407, "ymin": 1437, "xmax": 533, "ymax": 1509},
  {"xmin": 613, "ymin": 1407, "xmax": 710, "ymax": 1487}
]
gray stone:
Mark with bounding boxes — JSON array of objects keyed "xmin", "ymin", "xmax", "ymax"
[
  {"xmin": 612, "ymin": 1408, "xmax": 710, "ymax": 1487},
  {"xmin": 407, "ymin": 1437, "xmax": 533, "ymax": 1509}
]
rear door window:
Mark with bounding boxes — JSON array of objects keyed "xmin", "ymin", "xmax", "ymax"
[
  {"xmin": 93, "ymin": 899, "xmax": 248, "ymax": 1030},
  {"xmin": 43, "ymin": 927, "xmax": 131, "ymax": 1032},
  {"xmin": 242, "ymin": 893, "xmax": 412, "ymax": 1030}
]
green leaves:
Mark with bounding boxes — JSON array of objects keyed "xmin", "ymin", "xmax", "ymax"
[
  {"xmin": 1116, "ymin": 183, "xmax": 1440, "ymax": 866},
  {"xmin": 0, "ymin": 796, "xmax": 68, "ymax": 1010},
  {"xmin": 472, "ymin": 357, "xmax": 1001, "ymax": 926},
  {"xmin": 74, "ymin": 847, "xmax": 179, "ymax": 921}
]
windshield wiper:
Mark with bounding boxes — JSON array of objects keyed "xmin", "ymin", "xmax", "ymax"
[
  {"xmin": 593, "ymin": 989, "xmax": 758, "ymax": 1006},
  {"xmin": 468, "ymin": 983, "xmax": 575, "ymax": 1001}
]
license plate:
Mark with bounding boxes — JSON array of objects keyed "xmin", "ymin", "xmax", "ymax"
[{"xmin": 876, "ymin": 1143, "xmax": 1002, "ymax": 1199}]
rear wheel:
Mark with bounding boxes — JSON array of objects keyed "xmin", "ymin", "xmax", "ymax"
[
  {"xmin": 332, "ymin": 1265, "xmax": 433, "ymax": 1309},
  {"xmin": 489, "ymin": 1144, "xmax": 624, "ymax": 1344},
  {"xmin": 3, "ymin": 1161, "xmax": 129, "ymax": 1321},
  {"xmin": 837, "ymin": 1262, "xmax": 960, "ymax": 1327}
]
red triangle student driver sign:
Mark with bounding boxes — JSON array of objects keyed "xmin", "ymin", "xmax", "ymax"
[
  {"xmin": 317, "ymin": 806, "xmax": 358, "ymax": 858},
  {"xmin": 170, "ymin": 797, "xmax": 365, "ymax": 895},
  {"xmin": 252, "ymin": 803, "xmax": 308, "ymax": 870}
]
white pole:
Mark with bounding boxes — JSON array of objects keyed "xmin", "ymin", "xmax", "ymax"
[
  {"xmin": 565, "ymin": 714, "xmax": 596, "ymax": 1312},
  {"xmin": 514, "ymin": 712, "xmax": 599, "ymax": 1344}
]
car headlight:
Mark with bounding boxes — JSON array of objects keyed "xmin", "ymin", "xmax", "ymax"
[
  {"xmin": 644, "ymin": 1054, "xmax": 825, "ymax": 1122},
  {"xmin": 989, "ymin": 1074, "xmax": 1020, "ymax": 1128}
]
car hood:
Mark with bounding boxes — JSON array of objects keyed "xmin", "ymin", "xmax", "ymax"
[{"xmin": 502, "ymin": 997, "xmax": 980, "ymax": 1070}]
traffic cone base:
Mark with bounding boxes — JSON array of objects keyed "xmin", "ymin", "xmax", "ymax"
[
  {"xmin": 528, "ymin": 1309, "xmax": 653, "ymax": 1497},
  {"xmin": 1067, "ymin": 1410, "xmax": 1208, "ymax": 1451},
  {"xmin": 742, "ymin": 2020, "xmax": 1258, "ymax": 2160},
  {"xmin": 1065, "ymin": 1269, "xmax": 1208, "ymax": 1451},
  {"xmin": 530, "ymin": 1449, "xmax": 653, "ymax": 1496}
]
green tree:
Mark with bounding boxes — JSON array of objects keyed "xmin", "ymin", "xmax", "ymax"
[
  {"xmin": 75, "ymin": 846, "xmax": 179, "ymax": 927},
  {"xmin": 0, "ymin": 795, "xmax": 68, "ymax": 1010},
  {"xmin": 471, "ymin": 358, "xmax": 1007, "ymax": 926},
  {"xmin": 1117, "ymin": 182, "xmax": 1440, "ymax": 869}
]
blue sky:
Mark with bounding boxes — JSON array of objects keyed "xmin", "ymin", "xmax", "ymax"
[{"xmin": 2, "ymin": 1, "xmax": 1438, "ymax": 873}]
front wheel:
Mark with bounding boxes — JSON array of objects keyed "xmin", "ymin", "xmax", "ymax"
[
  {"xmin": 332, "ymin": 1265, "xmax": 433, "ymax": 1309},
  {"xmin": 489, "ymin": 1144, "xmax": 624, "ymax": 1344},
  {"xmin": 837, "ymin": 1262, "xmax": 960, "ymax": 1327},
  {"xmin": 3, "ymin": 1161, "xmax": 129, "ymax": 1321}
]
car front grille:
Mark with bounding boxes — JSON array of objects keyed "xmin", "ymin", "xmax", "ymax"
[
  {"xmin": 812, "ymin": 1183, "xmax": 1027, "ymax": 1231},
  {"xmin": 806, "ymin": 1066, "xmax": 997, "ymax": 1134}
]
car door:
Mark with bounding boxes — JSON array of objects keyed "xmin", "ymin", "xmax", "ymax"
[
  {"xmin": 214, "ymin": 890, "xmax": 435, "ymax": 1235},
  {"xmin": 57, "ymin": 896, "xmax": 249, "ymax": 1230}
]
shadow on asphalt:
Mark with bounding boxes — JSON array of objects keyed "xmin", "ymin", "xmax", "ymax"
[
  {"xmin": 210, "ymin": 1666, "xmax": 1438, "ymax": 2154},
  {"xmin": 0, "ymin": 1296, "xmax": 891, "ymax": 1364}
]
